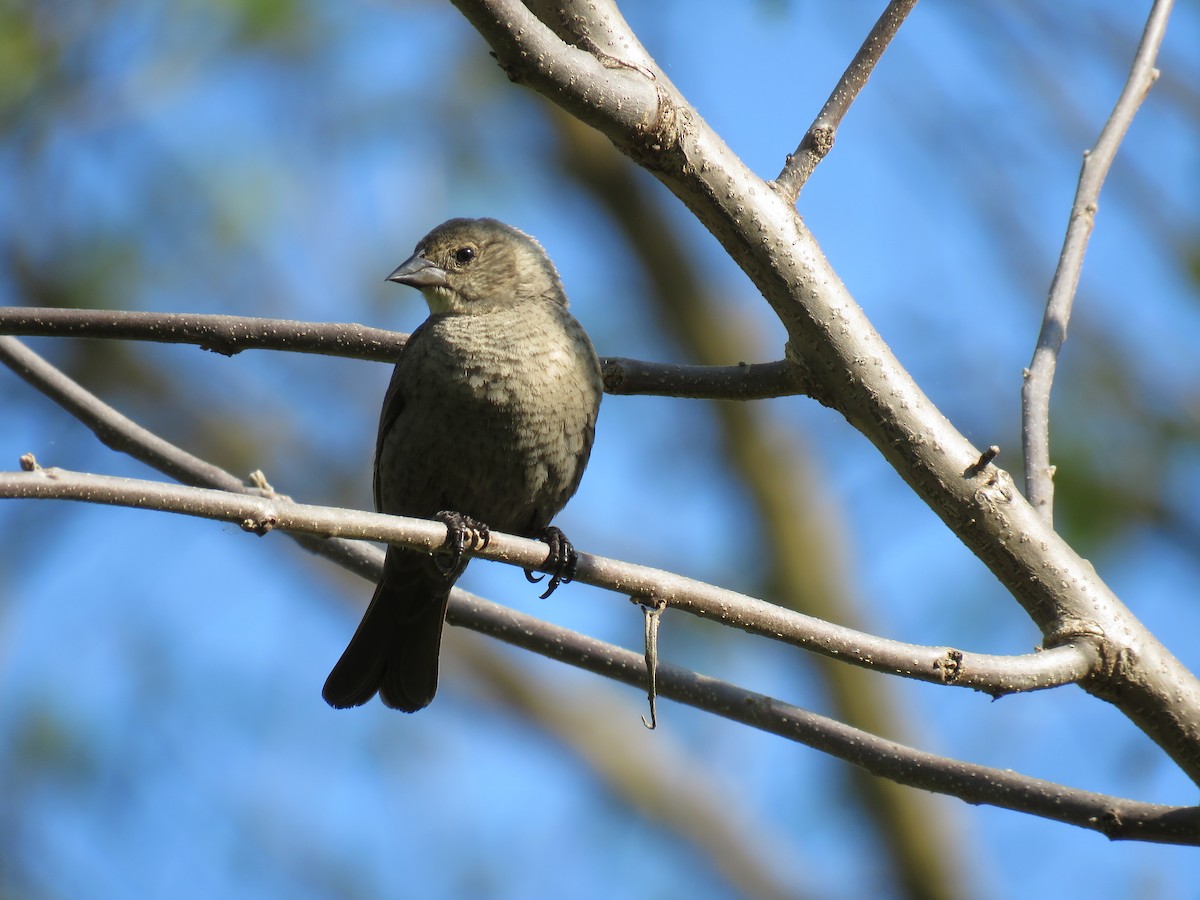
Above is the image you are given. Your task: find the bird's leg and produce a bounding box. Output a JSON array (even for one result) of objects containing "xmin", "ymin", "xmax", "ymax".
[
  {"xmin": 525, "ymin": 525, "xmax": 578, "ymax": 599},
  {"xmin": 434, "ymin": 510, "xmax": 490, "ymax": 576}
]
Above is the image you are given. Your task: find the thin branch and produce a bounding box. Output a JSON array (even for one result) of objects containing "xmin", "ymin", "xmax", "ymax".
[
  {"xmin": 2, "ymin": 466, "xmax": 1195, "ymax": 843},
  {"xmin": 0, "ymin": 462, "xmax": 1094, "ymax": 695},
  {"xmin": 456, "ymin": 593, "xmax": 1200, "ymax": 846},
  {"xmin": 0, "ymin": 335, "xmax": 381, "ymax": 579},
  {"xmin": 0, "ymin": 308, "xmax": 807, "ymax": 400},
  {"xmin": 602, "ymin": 357, "xmax": 804, "ymax": 400},
  {"xmin": 775, "ymin": 0, "xmax": 919, "ymax": 202},
  {"xmin": 1021, "ymin": 0, "xmax": 1174, "ymax": 520},
  {"xmin": 0, "ymin": 306, "xmax": 407, "ymax": 361}
]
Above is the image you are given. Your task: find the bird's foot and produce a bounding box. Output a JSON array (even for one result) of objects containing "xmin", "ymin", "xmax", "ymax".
[
  {"xmin": 525, "ymin": 526, "xmax": 578, "ymax": 599},
  {"xmin": 434, "ymin": 511, "xmax": 490, "ymax": 576}
]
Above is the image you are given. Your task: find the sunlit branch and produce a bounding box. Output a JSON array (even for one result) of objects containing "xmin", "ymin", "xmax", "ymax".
[
  {"xmin": 1021, "ymin": 0, "xmax": 1174, "ymax": 521},
  {"xmin": 0, "ymin": 468, "xmax": 1195, "ymax": 844},
  {"xmin": 775, "ymin": 0, "xmax": 919, "ymax": 201},
  {"xmin": 0, "ymin": 462, "xmax": 1095, "ymax": 696},
  {"xmin": 0, "ymin": 334, "xmax": 381, "ymax": 579},
  {"xmin": 457, "ymin": 592, "xmax": 1200, "ymax": 846}
]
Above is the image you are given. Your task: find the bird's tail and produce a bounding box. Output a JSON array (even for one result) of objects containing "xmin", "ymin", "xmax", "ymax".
[{"xmin": 322, "ymin": 548, "xmax": 453, "ymax": 712}]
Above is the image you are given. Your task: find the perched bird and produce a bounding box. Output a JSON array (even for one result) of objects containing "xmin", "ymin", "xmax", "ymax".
[{"xmin": 322, "ymin": 218, "xmax": 603, "ymax": 712}]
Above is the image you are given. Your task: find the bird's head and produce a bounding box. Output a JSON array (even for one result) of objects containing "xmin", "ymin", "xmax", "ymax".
[{"xmin": 386, "ymin": 218, "xmax": 565, "ymax": 315}]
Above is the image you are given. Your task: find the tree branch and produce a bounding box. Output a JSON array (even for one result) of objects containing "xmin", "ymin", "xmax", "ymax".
[
  {"xmin": 775, "ymin": 0, "xmax": 919, "ymax": 202},
  {"xmin": 0, "ymin": 461, "xmax": 1090, "ymax": 696},
  {"xmin": 0, "ymin": 305, "xmax": 407, "ymax": 361},
  {"xmin": 0, "ymin": 334, "xmax": 382, "ymax": 579},
  {"xmin": 450, "ymin": 0, "xmax": 1200, "ymax": 786},
  {"xmin": 1021, "ymin": 0, "xmax": 1173, "ymax": 521},
  {"xmin": 0, "ymin": 308, "xmax": 807, "ymax": 400},
  {"xmin": 457, "ymin": 592, "xmax": 1200, "ymax": 846},
  {"xmin": 2, "ymin": 465, "xmax": 1197, "ymax": 843}
]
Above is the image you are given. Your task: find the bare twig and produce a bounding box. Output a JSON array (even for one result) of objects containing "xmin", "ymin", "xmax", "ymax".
[
  {"xmin": 1021, "ymin": 0, "xmax": 1174, "ymax": 520},
  {"xmin": 0, "ymin": 462, "xmax": 1093, "ymax": 695},
  {"xmin": 0, "ymin": 308, "xmax": 806, "ymax": 400},
  {"xmin": 775, "ymin": 0, "xmax": 919, "ymax": 201}
]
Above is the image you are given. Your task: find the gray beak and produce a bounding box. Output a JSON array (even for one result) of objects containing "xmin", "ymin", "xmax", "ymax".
[{"xmin": 386, "ymin": 254, "xmax": 449, "ymax": 289}]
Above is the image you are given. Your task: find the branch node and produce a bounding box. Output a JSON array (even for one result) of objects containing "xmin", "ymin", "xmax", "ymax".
[
  {"xmin": 963, "ymin": 445, "xmax": 1000, "ymax": 478},
  {"xmin": 240, "ymin": 513, "xmax": 278, "ymax": 536},
  {"xmin": 933, "ymin": 648, "xmax": 964, "ymax": 684}
]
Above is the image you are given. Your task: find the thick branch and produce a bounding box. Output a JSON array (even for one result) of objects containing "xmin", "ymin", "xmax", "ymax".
[
  {"xmin": 0, "ymin": 464, "xmax": 1090, "ymax": 696},
  {"xmin": 452, "ymin": 0, "xmax": 1200, "ymax": 784},
  {"xmin": 1021, "ymin": 0, "xmax": 1173, "ymax": 520},
  {"xmin": 775, "ymin": 0, "xmax": 919, "ymax": 201},
  {"xmin": 0, "ymin": 309, "xmax": 805, "ymax": 400}
]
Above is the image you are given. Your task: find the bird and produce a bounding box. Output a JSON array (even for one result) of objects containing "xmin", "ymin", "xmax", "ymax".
[{"xmin": 322, "ymin": 217, "xmax": 603, "ymax": 712}]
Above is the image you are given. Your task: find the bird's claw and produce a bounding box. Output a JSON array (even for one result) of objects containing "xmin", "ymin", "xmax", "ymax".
[
  {"xmin": 434, "ymin": 511, "xmax": 490, "ymax": 576},
  {"xmin": 525, "ymin": 526, "xmax": 577, "ymax": 599}
]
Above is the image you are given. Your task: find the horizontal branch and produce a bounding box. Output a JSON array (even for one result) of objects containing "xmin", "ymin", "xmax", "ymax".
[
  {"xmin": 0, "ymin": 308, "xmax": 805, "ymax": 401},
  {"xmin": 0, "ymin": 464, "xmax": 1094, "ymax": 696},
  {"xmin": 0, "ymin": 305, "xmax": 407, "ymax": 361},
  {"xmin": 1, "ymin": 465, "xmax": 1195, "ymax": 842}
]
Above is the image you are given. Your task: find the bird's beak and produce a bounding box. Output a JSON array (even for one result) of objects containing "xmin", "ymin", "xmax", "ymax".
[{"xmin": 386, "ymin": 254, "xmax": 449, "ymax": 289}]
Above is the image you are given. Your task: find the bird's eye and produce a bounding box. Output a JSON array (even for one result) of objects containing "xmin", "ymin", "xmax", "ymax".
[{"xmin": 454, "ymin": 246, "xmax": 476, "ymax": 264}]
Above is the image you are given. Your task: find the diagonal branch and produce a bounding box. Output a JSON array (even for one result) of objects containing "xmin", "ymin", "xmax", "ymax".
[
  {"xmin": 451, "ymin": 0, "xmax": 1200, "ymax": 787},
  {"xmin": 458, "ymin": 592, "xmax": 1200, "ymax": 846},
  {"xmin": 775, "ymin": 0, "xmax": 919, "ymax": 202},
  {"xmin": 1021, "ymin": 0, "xmax": 1174, "ymax": 521}
]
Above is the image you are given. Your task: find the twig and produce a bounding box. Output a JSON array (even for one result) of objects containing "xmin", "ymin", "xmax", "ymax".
[
  {"xmin": 0, "ymin": 308, "xmax": 807, "ymax": 400},
  {"xmin": 1021, "ymin": 0, "xmax": 1174, "ymax": 521},
  {"xmin": 0, "ymin": 462, "xmax": 1095, "ymax": 697},
  {"xmin": 775, "ymin": 0, "xmax": 919, "ymax": 202}
]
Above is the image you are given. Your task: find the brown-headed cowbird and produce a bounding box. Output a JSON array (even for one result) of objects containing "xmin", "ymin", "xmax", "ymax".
[{"xmin": 322, "ymin": 218, "xmax": 603, "ymax": 712}]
